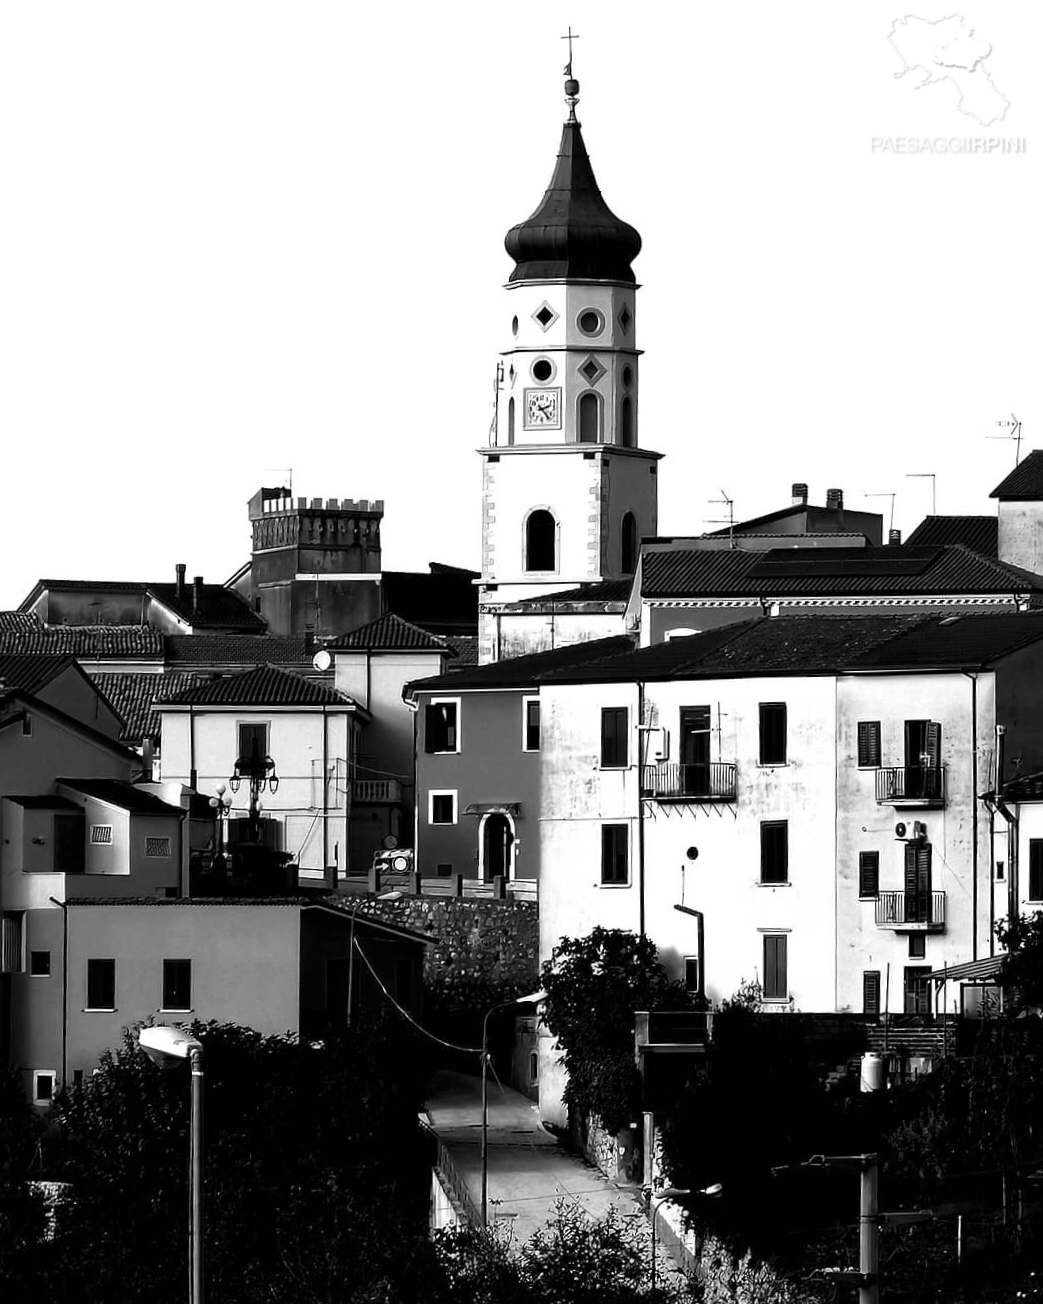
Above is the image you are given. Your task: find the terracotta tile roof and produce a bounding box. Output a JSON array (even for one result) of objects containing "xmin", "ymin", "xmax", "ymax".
[
  {"xmin": 155, "ymin": 663, "xmax": 357, "ymax": 708},
  {"xmin": 641, "ymin": 544, "xmax": 1043, "ymax": 599},
  {"xmin": 163, "ymin": 635, "xmax": 310, "ymax": 664},
  {"xmin": 405, "ymin": 635, "xmax": 635, "ymax": 694},
  {"xmin": 443, "ymin": 635, "xmax": 479, "ymax": 667},
  {"xmin": 89, "ymin": 672, "xmax": 206, "ymax": 742},
  {"xmin": 0, "ymin": 626, "xmax": 163, "ymax": 657},
  {"xmin": 991, "ymin": 451, "xmax": 1043, "ymax": 500},
  {"xmin": 327, "ymin": 613, "xmax": 452, "ymax": 653},
  {"xmin": 57, "ymin": 778, "xmax": 185, "ymax": 816},
  {"xmin": 905, "ymin": 516, "xmax": 998, "ymax": 556},
  {"xmin": 148, "ymin": 582, "xmax": 266, "ymax": 630},
  {"xmin": 536, "ymin": 612, "xmax": 1043, "ymax": 684},
  {"xmin": 0, "ymin": 653, "xmax": 76, "ymax": 695},
  {"xmin": 0, "ymin": 612, "xmax": 42, "ymax": 632}
]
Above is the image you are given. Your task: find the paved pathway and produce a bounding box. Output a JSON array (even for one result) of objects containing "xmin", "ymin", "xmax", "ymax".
[{"xmin": 425, "ymin": 1069, "xmax": 646, "ymax": 1245}]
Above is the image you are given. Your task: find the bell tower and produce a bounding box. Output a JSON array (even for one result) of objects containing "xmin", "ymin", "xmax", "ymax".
[{"xmin": 478, "ymin": 65, "xmax": 661, "ymax": 662}]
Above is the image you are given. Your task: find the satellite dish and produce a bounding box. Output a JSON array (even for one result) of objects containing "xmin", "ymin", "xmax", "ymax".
[
  {"xmin": 312, "ymin": 649, "xmax": 332, "ymax": 672},
  {"xmin": 382, "ymin": 834, "xmax": 399, "ymax": 850}
]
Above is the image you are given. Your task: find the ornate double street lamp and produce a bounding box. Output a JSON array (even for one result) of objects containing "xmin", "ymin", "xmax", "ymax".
[
  {"xmin": 137, "ymin": 1026, "xmax": 205, "ymax": 1304},
  {"xmin": 208, "ymin": 784, "xmax": 232, "ymax": 870},
  {"xmin": 228, "ymin": 742, "xmax": 279, "ymax": 841}
]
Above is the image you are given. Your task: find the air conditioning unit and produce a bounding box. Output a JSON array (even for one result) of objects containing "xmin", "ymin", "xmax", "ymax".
[
  {"xmin": 894, "ymin": 822, "xmax": 907, "ymax": 839},
  {"xmin": 912, "ymin": 821, "xmax": 928, "ymax": 839}
]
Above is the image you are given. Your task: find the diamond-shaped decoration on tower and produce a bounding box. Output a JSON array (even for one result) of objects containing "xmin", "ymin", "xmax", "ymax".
[
  {"xmin": 618, "ymin": 304, "xmax": 632, "ymax": 334},
  {"xmin": 533, "ymin": 302, "xmax": 558, "ymax": 331},
  {"xmin": 578, "ymin": 356, "xmax": 605, "ymax": 385}
]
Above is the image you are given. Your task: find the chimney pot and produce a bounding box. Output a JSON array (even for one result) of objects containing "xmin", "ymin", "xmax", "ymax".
[
  {"xmin": 175, "ymin": 563, "xmax": 186, "ymax": 597},
  {"xmin": 889, "ymin": 528, "xmax": 902, "ymax": 546},
  {"xmin": 791, "ymin": 482, "xmax": 808, "ymax": 506},
  {"xmin": 826, "ymin": 488, "xmax": 844, "ymax": 510},
  {"xmin": 193, "ymin": 576, "xmax": 204, "ymax": 608}
]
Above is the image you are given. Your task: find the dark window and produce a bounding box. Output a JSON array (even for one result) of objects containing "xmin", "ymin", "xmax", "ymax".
[
  {"xmin": 435, "ymin": 862, "xmax": 453, "ymax": 877},
  {"xmin": 908, "ymin": 934, "xmax": 926, "ymax": 960},
  {"xmin": 621, "ymin": 512, "xmax": 637, "ymax": 574},
  {"xmin": 86, "ymin": 959, "xmax": 115, "ymax": 1010},
  {"xmin": 525, "ymin": 510, "xmax": 556, "ymax": 571},
  {"xmin": 21, "ymin": 714, "xmax": 32, "ymax": 737},
  {"xmin": 578, "ymin": 309, "xmax": 602, "ymax": 334},
  {"xmin": 622, "ymin": 364, "xmax": 633, "ymax": 388},
  {"xmin": 620, "ymin": 397, "xmax": 634, "ymax": 447},
  {"xmin": 863, "ymin": 970, "xmax": 881, "ymax": 1015},
  {"xmin": 904, "ymin": 841, "xmax": 933, "ymax": 922},
  {"xmin": 524, "ymin": 699, "xmax": 541, "ymax": 751},
  {"xmin": 601, "ymin": 824, "xmax": 629, "ymax": 885},
  {"xmin": 29, "ymin": 950, "xmax": 50, "ymax": 977},
  {"xmin": 859, "ymin": 851, "xmax": 880, "ymax": 899},
  {"xmin": 578, "ymin": 392, "xmax": 599, "ymax": 442},
  {"xmin": 34, "ymin": 1073, "xmax": 54, "ymax": 1104},
  {"xmin": 425, "ymin": 701, "xmax": 458, "ymax": 753},
  {"xmin": 1030, "ymin": 841, "xmax": 1043, "ymax": 901},
  {"xmin": 760, "ymin": 821, "xmax": 788, "ymax": 884},
  {"xmin": 430, "ymin": 794, "xmax": 455, "ymax": 825},
  {"xmin": 759, "ymin": 703, "xmax": 787, "ymax": 765},
  {"xmin": 532, "ymin": 358, "xmax": 553, "ymax": 383},
  {"xmin": 683, "ymin": 956, "xmax": 701, "ymax": 994},
  {"xmin": 601, "ymin": 707, "xmax": 628, "ymax": 768},
  {"xmin": 857, "ymin": 721, "xmax": 881, "ymax": 767},
  {"xmin": 54, "ymin": 813, "xmax": 85, "ymax": 873},
  {"xmin": 904, "ymin": 966, "xmax": 930, "ymax": 1015},
  {"xmin": 763, "ymin": 935, "xmax": 788, "ymax": 1000},
  {"xmin": 237, "ymin": 722, "xmax": 268, "ymax": 767},
  {"xmin": 996, "ymin": 859, "xmax": 1006, "ymax": 881},
  {"xmin": 507, "ymin": 397, "xmax": 515, "ymax": 445},
  {"xmin": 163, "ymin": 959, "xmax": 192, "ymax": 1011}
]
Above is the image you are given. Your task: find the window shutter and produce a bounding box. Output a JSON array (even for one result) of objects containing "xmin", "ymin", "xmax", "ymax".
[
  {"xmin": 857, "ymin": 721, "xmax": 881, "ymax": 768},
  {"xmin": 764, "ymin": 935, "xmax": 787, "ymax": 1000},
  {"xmin": 859, "ymin": 851, "xmax": 880, "ymax": 898},
  {"xmin": 924, "ymin": 722, "xmax": 941, "ymax": 768},
  {"xmin": 1030, "ymin": 840, "xmax": 1043, "ymax": 900},
  {"xmin": 863, "ymin": 971, "xmax": 881, "ymax": 1015}
]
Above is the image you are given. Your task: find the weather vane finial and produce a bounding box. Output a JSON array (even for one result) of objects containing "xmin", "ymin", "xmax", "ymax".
[{"xmin": 561, "ymin": 26, "xmax": 580, "ymax": 121}]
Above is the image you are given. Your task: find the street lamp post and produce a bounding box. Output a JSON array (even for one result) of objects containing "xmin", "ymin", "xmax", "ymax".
[
  {"xmin": 138, "ymin": 1026, "xmax": 205, "ymax": 1304},
  {"xmin": 208, "ymin": 785, "xmax": 232, "ymax": 872},
  {"xmin": 647, "ymin": 1184, "xmax": 720, "ymax": 1291},
  {"xmin": 481, "ymin": 989, "xmax": 546, "ymax": 1227}
]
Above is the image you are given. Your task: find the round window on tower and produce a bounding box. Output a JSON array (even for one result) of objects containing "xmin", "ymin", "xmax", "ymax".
[
  {"xmin": 511, "ymin": 315, "xmax": 519, "ymax": 337},
  {"xmin": 531, "ymin": 357, "xmax": 555, "ymax": 383},
  {"xmin": 578, "ymin": 309, "xmax": 604, "ymax": 337},
  {"xmin": 622, "ymin": 364, "xmax": 634, "ymax": 389}
]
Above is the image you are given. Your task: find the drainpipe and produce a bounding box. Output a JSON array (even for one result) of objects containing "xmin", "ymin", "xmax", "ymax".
[
  {"xmin": 637, "ymin": 681, "xmax": 646, "ymax": 938},
  {"xmin": 48, "ymin": 897, "xmax": 68, "ymax": 1090},
  {"xmin": 188, "ymin": 705, "xmax": 197, "ymax": 792},
  {"xmin": 962, "ymin": 672, "xmax": 979, "ymax": 962},
  {"xmin": 322, "ymin": 706, "xmax": 330, "ymax": 892}
]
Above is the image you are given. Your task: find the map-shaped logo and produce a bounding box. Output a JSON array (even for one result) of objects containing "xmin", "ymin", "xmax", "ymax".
[{"xmin": 888, "ymin": 14, "xmax": 1010, "ymax": 125}]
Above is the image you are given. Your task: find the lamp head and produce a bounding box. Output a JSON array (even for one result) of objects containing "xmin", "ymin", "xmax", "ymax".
[{"xmin": 138, "ymin": 1025, "xmax": 202, "ymax": 1069}]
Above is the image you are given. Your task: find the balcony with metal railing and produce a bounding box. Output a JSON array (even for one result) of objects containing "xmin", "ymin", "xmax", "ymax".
[
  {"xmin": 641, "ymin": 762, "xmax": 737, "ymax": 803},
  {"xmin": 875, "ymin": 890, "xmax": 946, "ymax": 932},
  {"xmin": 874, "ymin": 766, "xmax": 946, "ymax": 807}
]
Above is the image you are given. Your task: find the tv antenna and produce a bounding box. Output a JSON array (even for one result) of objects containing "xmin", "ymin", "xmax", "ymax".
[
  {"xmin": 905, "ymin": 472, "xmax": 936, "ymax": 516},
  {"xmin": 987, "ymin": 413, "xmax": 1023, "ymax": 466},
  {"xmin": 705, "ymin": 490, "xmax": 735, "ymax": 548},
  {"xmin": 864, "ymin": 492, "xmax": 896, "ymax": 533}
]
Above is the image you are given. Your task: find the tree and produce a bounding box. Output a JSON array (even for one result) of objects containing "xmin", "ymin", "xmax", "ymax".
[
  {"xmin": 540, "ymin": 928, "xmax": 694, "ymax": 1133},
  {"xmin": 995, "ymin": 910, "xmax": 1043, "ymax": 1012},
  {"xmin": 0, "ymin": 1068, "xmax": 47, "ymax": 1294}
]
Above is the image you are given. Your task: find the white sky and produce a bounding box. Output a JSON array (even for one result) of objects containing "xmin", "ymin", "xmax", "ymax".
[{"xmin": 1, "ymin": 2, "xmax": 1039, "ymax": 608}]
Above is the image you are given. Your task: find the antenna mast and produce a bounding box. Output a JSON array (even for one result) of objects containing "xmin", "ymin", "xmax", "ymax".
[
  {"xmin": 705, "ymin": 490, "xmax": 735, "ymax": 549},
  {"xmin": 987, "ymin": 413, "xmax": 1023, "ymax": 466}
]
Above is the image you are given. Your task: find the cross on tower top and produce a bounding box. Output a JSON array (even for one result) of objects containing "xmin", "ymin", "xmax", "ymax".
[
  {"xmin": 561, "ymin": 25, "xmax": 580, "ymax": 75},
  {"xmin": 561, "ymin": 27, "xmax": 581, "ymax": 120}
]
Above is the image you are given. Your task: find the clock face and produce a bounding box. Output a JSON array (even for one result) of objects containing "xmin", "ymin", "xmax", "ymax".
[{"xmin": 524, "ymin": 387, "xmax": 561, "ymax": 430}]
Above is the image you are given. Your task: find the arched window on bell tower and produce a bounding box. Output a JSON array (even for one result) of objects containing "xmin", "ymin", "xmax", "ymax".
[
  {"xmin": 620, "ymin": 397, "xmax": 634, "ymax": 448},
  {"xmin": 507, "ymin": 397, "xmax": 515, "ymax": 446},
  {"xmin": 525, "ymin": 509, "xmax": 557, "ymax": 572},
  {"xmin": 578, "ymin": 392, "xmax": 600, "ymax": 443},
  {"xmin": 621, "ymin": 512, "xmax": 637, "ymax": 574}
]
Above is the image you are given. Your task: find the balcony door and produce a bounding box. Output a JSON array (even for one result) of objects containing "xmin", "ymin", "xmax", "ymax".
[
  {"xmin": 679, "ymin": 707, "xmax": 711, "ymax": 796},
  {"xmin": 904, "ymin": 719, "xmax": 941, "ymax": 798},
  {"xmin": 904, "ymin": 841, "xmax": 932, "ymax": 923}
]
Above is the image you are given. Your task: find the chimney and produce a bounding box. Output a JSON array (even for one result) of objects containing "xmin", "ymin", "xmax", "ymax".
[
  {"xmin": 826, "ymin": 488, "xmax": 844, "ymax": 510},
  {"xmin": 193, "ymin": 576, "xmax": 204, "ymax": 609},
  {"xmin": 175, "ymin": 563, "xmax": 186, "ymax": 597},
  {"xmin": 791, "ymin": 482, "xmax": 808, "ymax": 507},
  {"xmin": 888, "ymin": 529, "xmax": 902, "ymax": 546}
]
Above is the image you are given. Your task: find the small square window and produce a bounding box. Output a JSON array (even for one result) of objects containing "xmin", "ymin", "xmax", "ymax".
[
  {"xmin": 163, "ymin": 959, "xmax": 192, "ymax": 1011},
  {"xmin": 29, "ymin": 950, "xmax": 51, "ymax": 977},
  {"xmin": 430, "ymin": 792, "xmax": 457, "ymax": 826},
  {"xmin": 533, "ymin": 302, "xmax": 558, "ymax": 331},
  {"xmin": 90, "ymin": 825, "xmax": 113, "ymax": 845},
  {"xmin": 33, "ymin": 1071, "xmax": 55, "ymax": 1105},
  {"xmin": 908, "ymin": 935, "xmax": 926, "ymax": 960},
  {"xmin": 237, "ymin": 722, "xmax": 270, "ymax": 766},
  {"xmin": 600, "ymin": 707, "xmax": 628, "ymax": 768},
  {"xmin": 523, "ymin": 698, "xmax": 541, "ymax": 752},
  {"xmin": 578, "ymin": 356, "xmax": 605, "ymax": 385},
  {"xmin": 435, "ymin": 862, "xmax": 453, "ymax": 877},
  {"xmin": 145, "ymin": 837, "xmax": 171, "ymax": 858}
]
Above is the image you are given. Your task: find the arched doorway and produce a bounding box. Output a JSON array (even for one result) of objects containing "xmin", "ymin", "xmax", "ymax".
[{"xmin": 480, "ymin": 812, "xmax": 515, "ymax": 881}]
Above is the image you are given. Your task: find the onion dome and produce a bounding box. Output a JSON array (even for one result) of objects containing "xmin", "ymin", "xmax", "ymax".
[{"xmin": 505, "ymin": 79, "xmax": 641, "ymax": 284}]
